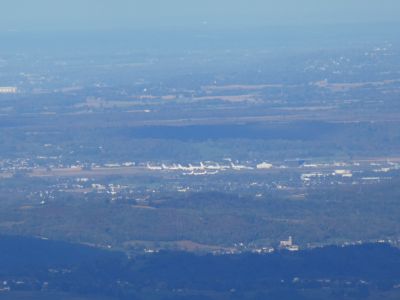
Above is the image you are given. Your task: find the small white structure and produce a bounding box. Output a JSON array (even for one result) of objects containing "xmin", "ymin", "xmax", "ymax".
[
  {"xmin": 334, "ymin": 169, "xmax": 351, "ymax": 175},
  {"xmin": 257, "ymin": 162, "xmax": 273, "ymax": 169},
  {"xmin": 279, "ymin": 236, "xmax": 299, "ymax": 251},
  {"xmin": 0, "ymin": 86, "xmax": 17, "ymax": 94}
]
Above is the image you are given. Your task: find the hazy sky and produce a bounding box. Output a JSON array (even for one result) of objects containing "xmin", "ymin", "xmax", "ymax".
[{"xmin": 1, "ymin": 0, "xmax": 399, "ymax": 31}]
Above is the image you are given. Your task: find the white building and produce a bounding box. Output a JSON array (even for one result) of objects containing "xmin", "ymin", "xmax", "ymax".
[
  {"xmin": 0, "ymin": 87, "xmax": 17, "ymax": 94},
  {"xmin": 257, "ymin": 162, "xmax": 273, "ymax": 169},
  {"xmin": 279, "ymin": 236, "xmax": 300, "ymax": 251}
]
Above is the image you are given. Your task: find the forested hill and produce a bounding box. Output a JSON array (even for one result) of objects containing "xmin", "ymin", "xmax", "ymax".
[{"xmin": 1, "ymin": 235, "xmax": 400, "ymax": 299}]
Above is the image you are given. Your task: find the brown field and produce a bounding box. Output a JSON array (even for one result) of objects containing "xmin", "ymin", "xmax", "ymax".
[
  {"xmin": 315, "ymin": 79, "xmax": 400, "ymax": 92},
  {"xmin": 192, "ymin": 94, "xmax": 260, "ymax": 103},
  {"xmin": 202, "ymin": 84, "xmax": 286, "ymax": 91}
]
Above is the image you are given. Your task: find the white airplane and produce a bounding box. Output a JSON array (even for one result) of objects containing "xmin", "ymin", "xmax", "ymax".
[{"xmin": 147, "ymin": 163, "xmax": 162, "ymax": 170}]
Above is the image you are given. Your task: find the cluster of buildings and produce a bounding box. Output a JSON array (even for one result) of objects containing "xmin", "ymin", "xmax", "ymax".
[
  {"xmin": 300, "ymin": 160, "xmax": 399, "ymax": 185},
  {"xmin": 215, "ymin": 237, "xmax": 300, "ymax": 255}
]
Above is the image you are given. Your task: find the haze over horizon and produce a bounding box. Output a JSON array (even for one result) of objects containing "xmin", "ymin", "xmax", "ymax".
[{"xmin": 1, "ymin": 0, "xmax": 399, "ymax": 32}]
